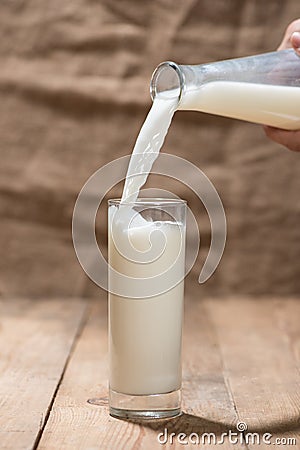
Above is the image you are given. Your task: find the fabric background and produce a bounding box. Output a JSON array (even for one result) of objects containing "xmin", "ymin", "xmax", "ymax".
[{"xmin": 1, "ymin": 0, "xmax": 300, "ymax": 298}]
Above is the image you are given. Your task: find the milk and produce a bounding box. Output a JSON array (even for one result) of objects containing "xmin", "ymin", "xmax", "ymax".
[
  {"xmin": 109, "ymin": 95, "xmax": 184, "ymax": 397},
  {"xmin": 108, "ymin": 207, "xmax": 185, "ymax": 395},
  {"xmin": 121, "ymin": 96, "xmax": 177, "ymax": 203},
  {"xmin": 179, "ymin": 81, "xmax": 300, "ymax": 130}
]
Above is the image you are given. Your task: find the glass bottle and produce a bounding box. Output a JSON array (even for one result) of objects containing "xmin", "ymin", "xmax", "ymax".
[{"xmin": 150, "ymin": 49, "xmax": 300, "ymax": 129}]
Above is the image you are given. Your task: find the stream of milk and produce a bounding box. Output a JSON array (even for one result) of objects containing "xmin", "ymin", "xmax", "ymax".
[{"xmin": 121, "ymin": 96, "xmax": 178, "ymax": 203}]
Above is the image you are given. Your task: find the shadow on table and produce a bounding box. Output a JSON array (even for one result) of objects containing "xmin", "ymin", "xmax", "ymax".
[
  {"xmin": 123, "ymin": 411, "xmax": 300, "ymax": 437},
  {"xmin": 89, "ymin": 397, "xmax": 300, "ymax": 437}
]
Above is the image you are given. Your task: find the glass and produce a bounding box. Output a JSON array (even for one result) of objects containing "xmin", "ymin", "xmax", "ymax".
[
  {"xmin": 108, "ymin": 198, "xmax": 186, "ymax": 419},
  {"xmin": 150, "ymin": 48, "xmax": 300, "ymax": 129}
]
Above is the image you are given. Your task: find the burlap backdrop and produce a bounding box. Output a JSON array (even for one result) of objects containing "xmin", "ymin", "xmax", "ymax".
[{"xmin": 1, "ymin": 0, "xmax": 300, "ymax": 298}]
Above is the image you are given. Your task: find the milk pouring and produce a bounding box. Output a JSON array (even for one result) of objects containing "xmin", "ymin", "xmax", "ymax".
[
  {"xmin": 108, "ymin": 47, "xmax": 300, "ymax": 419},
  {"xmin": 108, "ymin": 96, "xmax": 185, "ymax": 418}
]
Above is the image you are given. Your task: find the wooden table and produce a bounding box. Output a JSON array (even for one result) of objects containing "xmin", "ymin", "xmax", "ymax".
[{"xmin": 1, "ymin": 294, "xmax": 299, "ymax": 449}]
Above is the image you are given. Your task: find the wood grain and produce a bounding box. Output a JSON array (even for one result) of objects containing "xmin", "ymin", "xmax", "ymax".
[
  {"xmin": 205, "ymin": 297, "xmax": 300, "ymax": 449},
  {"xmin": 37, "ymin": 298, "xmax": 112, "ymax": 450},
  {"xmin": 2, "ymin": 296, "xmax": 299, "ymax": 450},
  {"xmin": 0, "ymin": 298, "xmax": 86, "ymax": 450}
]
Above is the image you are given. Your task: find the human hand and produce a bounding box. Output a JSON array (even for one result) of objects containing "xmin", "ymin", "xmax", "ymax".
[{"xmin": 263, "ymin": 19, "xmax": 300, "ymax": 151}]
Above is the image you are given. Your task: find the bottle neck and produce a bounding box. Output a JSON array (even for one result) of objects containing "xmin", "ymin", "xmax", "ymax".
[{"xmin": 150, "ymin": 61, "xmax": 184, "ymax": 103}]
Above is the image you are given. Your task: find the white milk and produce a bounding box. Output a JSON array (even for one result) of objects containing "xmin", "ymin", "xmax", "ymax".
[
  {"xmin": 179, "ymin": 81, "xmax": 300, "ymax": 130},
  {"xmin": 108, "ymin": 207, "xmax": 185, "ymax": 395},
  {"xmin": 109, "ymin": 96, "xmax": 183, "ymax": 396},
  {"xmin": 121, "ymin": 96, "xmax": 177, "ymax": 203}
]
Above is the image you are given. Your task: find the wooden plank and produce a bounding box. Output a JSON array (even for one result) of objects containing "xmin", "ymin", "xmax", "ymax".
[
  {"xmin": 205, "ymin": 298, "xmax": 300, "ymax": 449},
  {"xmin": 36, "ymin": 298, "xmax": 111, "ymax": 450},
  {"xmin": 274, "ymin": 299, "xmax": 300, "ymax": 375},
  {"xmin": 0, "ymin": 298, "xmax": 86, "ymax": 450},
  {"xmin": 38, "ymin": 295, "xmax": 239, "ymax": 450}
]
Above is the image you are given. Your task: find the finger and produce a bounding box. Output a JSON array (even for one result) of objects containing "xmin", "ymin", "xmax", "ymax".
[
  {"xmin": 263, "ymin": 126, "xmax": 300, "ymax": 152},
  {"xmin": 277, "ymin": 18, "xmax": 300, "ymax": 50}
]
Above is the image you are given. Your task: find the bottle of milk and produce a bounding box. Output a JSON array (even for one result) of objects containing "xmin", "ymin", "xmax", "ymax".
[{"xmin": 150, "ymin": 48, "xmax": 300, "ymax": 130}]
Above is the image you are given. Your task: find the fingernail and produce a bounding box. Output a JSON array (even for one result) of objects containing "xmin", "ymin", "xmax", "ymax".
[
  {"xmin": 291, "ymin": 31, "xmax": 300, "ymax": 39},
  {"xmin": 291, "ymin": 31, "xmax": 300, "ymax": 51}
]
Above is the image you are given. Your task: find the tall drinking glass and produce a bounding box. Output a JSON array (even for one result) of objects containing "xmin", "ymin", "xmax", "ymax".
[{"xmin": 108, "ymin": 198, "xmax": 186, "ymax": 419}]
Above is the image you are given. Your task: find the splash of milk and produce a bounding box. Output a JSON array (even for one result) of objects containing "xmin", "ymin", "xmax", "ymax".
[{"xmin": 121, "ymin": 96, "xmax": 178, "ymax": 203}]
